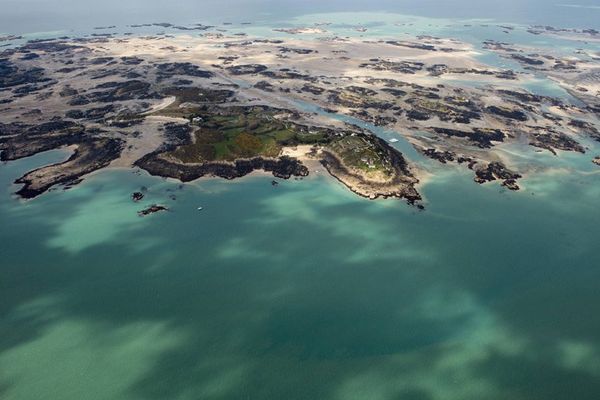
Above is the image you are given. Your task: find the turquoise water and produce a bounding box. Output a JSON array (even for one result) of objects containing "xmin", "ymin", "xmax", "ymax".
[
  {"xmin": 288, "ymin": 99, "xmax": 427, "ymax": 162},
  {"xmin": 1, "ymin": 0, "xmax": 600, "ymax": 34},
  {"xmin": 3, "ymin": 5, "xmax": 600, "ymax": 400},
  {"xmin": 2, "ymin": 140, "xmax": 600, "ymax": 400}
]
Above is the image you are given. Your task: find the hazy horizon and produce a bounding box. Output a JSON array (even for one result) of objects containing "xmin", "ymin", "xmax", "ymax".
[{"xmin": 1, "ymin": 0, "xmax": 600, "ymax": 34}]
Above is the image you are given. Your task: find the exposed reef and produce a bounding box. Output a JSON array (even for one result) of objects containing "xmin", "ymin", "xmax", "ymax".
[
  {"xmin": 1, "ymin": 31, "xmax": 598, "ymax": 205},
  {"xmin": 0, "ymin": 120, "xmax": 87, "ymax": 161},
  {"xmin": 472, "ymin": 162, "xmax": 522, "ymax": 191},
  {"xmin": 0, "ymin": 58, "xmax": 50, "ymax": 89},
  {"xmin": 432, "ymin": 127, "xmax": 505, "ymax": 148},
  {"xmin": 137, "ymin": 204, "xmax": 169, "ymax": 217},
  {"xmin": 530, "ymin": 128, "xmax": 585, "ymax": 154},
  {"xmin": 136, "ymin": 153, "xmax": 309, "ymax": 181},
  {"xmin": 14, "ymin": 138, "xmax": 124, "ymax": 198}
]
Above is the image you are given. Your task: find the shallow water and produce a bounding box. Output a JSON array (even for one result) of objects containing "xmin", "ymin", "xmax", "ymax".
[
  {"xmin": 2, "ymin": 4, "xmax": 600, "ymax": 400},
  {"xmin": 1, "ymin": 0, "xmax": 600, "ymax": 34},
  {"xmin": 2, "ymin": 142, "xmax": 600, "ymax": 400}
]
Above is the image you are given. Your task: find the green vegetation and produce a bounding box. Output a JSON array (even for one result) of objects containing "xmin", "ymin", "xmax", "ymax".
[
  {"xmin": 326, "ymin": 135, "xmax": 393, "ymax": 178},
  {"xmin": 162, "ymin": 87, "xmax": 233, "ymax": 104},
  {"xmin": 165, "ymin": 106, "xmax": 333, "ymax": 163},
  {"xmin": 413, "ymin": 99, "xmax": 451, "ymax": 113}
]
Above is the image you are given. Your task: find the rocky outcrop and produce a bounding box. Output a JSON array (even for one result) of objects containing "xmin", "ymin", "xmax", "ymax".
[
  {"xmin": 472, "ymin": 162, "xmax": 522, "ymax": 190},
  {"xmin": 138, "ymin": 204, "xmax": 168, "ymax": 216},
  {"xmin": 320, "ymin": 134, "xmax": 422, "ymax": 205},
  {"xmin": 14, "ymin": 138, "xmax": 124, "ymax": 199},
  {"xmin": 486, "ymin": 105, "xmax": 528, "ymax": 121},
  {"xmin": 530, "ymin": 130, "xmax": 585, "ymax": 154},
  {"xmin": 0, "ymin": 120, "xmax": 86, "ymax": 161},
  {"xmin": 433, "ymin": 127, "xmax": 504, "ymax": 148},
  {"xmin": 134, "ymin": 154, "xmax": 309, "ymax": 182}
]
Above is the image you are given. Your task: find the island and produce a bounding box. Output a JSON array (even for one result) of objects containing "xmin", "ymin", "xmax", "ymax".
[{"xmin": 1, "ymin": 27, "xmax": 599, "ymax": 206}]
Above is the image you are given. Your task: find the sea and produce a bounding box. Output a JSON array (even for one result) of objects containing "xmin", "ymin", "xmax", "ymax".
[{"xmin": 1, "ymin": 1, "xmax": 600, "ymax": 399}]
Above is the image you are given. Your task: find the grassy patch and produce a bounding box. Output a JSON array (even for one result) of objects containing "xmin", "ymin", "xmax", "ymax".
[
  {"xmin": 327, "ymin": 136, "xmax": 393, "ymax": 177},
  {"xmin": 165, "ymin": 106, "xmax": 334, "ymax": 163}
]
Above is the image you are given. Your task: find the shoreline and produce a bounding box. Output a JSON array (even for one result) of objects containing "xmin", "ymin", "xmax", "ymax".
[{"xmin": 1, "ymin": 26, "xmax": 598, "ymax": 204}]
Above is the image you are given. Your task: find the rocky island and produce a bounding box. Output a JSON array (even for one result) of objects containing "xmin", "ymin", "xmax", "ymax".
[{"xmin": 1, "ymin": 27, "xmax": 599, "ymax": 206}]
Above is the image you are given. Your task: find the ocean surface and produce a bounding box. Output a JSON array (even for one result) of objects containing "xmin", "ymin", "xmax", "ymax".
[
  {"xmin": 2, "ymin": 2, "xmax": 600, "ymax": 399},
  {"xmin": 1, "ymin": 0, "xmax": 600, "ymax": 34}
]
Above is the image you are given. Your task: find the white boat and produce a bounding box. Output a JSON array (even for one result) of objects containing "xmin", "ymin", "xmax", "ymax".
[
  {"xmin": 197, "ymin": 207, "xmax": 203, "ymax": 210},
  {"xmin": 389, "ymin": 138, "xmax": 399, "ymax": 143}
]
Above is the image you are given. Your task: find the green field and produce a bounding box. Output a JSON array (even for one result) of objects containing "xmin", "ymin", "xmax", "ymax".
[{"xmin": 165, "ymin": 107, "xmax": 331, "ymax": 163}]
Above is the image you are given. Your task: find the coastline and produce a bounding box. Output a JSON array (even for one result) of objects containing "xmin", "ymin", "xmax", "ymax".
[{"xmin": 1, "ymin": 19, "xmax": 598, "ymax": 204}]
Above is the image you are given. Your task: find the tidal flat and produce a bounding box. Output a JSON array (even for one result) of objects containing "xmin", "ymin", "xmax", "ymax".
[{"xmin": 1, "ymin": 26, "xmax": 599, "ymax": 204}]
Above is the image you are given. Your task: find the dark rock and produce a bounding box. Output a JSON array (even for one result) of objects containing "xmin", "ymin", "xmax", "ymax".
[
  {"xmin": 254, "ymin": 81, "xmax": 275, "ymax": 92},
  {"xmin": 66, "ymin": 105, "xmax": 115, "ymax": 121},
  {"xmin": 14, "ymin": 138, "xmax": 124, "ymax": 198},
  {"xmin": 19, "ymin": 53, "xmax": 40, "ymax": 61},
  {"xmin": 433, "ymin": 127, "xmax": 505, "ymax": 148},
  {"xmin": 300, "ymin": 84, "xmax": 324, "ymax": 95},
  {"xmin": 473, "ymin": 161, "xmax": 521, "ymax": 190},
  {"xmin": 381, "ymin": 88, "xmax": 407, "ymax": 97},
  {"xmin": 530, "ymin": 130, "xmax": 585, "ymax": 154},
  {"xmin": 156, "ymin": 62, "xmax": 214, "ymax": 80},
  {"xmin": 510, "ymin": 54, "xmax": 545, "ymax": 66},
  {"xmin": 120, "ymin": 56, "xmax": 144, "ymax": 65},
  {"xmin": 278, "ymin": 47, "xmax": 316, "ymax": 54},
  {"xmin": 86, "ymin": 80, "xmax": 156, "ymax": 102},
  {"xmin": 569, "ymin": 119, "xmax": 600, "ymax": 141},
  {"xmin": 226, "ymin": 64, "xmax": 268, "ymax": 75},
  {"xmin": 406, "ymin": 110, "xmax": 431, "ymax": 121},
  {"xmin": 0, "ymin": 58, "xmax": 49, "ymax": 89},
  {"xmin": 135, "ymin": 154, "xmax": 309, "ymax": 182},
  {"xmin": 385, "ymin": 40, "xmax": 437, "ymax": 51},
  {"xmin": 132, "ymin": 192, "xmax": 144, "ymax": 202},
  {"xmin": 486, "ymin": 105, "xmax": 528, "ymax": 121},
  {"xmin": 137, "ymin": 204, "xmax": 168, "ymax": 216},
  {"xmin": 360, "ymin": 59, "xmax": 424, "ymax": 74},
  {"xmin": 260, "ymin": 69, "xmax": 314, "ymax": 81},
  {"xmin": 422, "ymin": 148, "xmax": 455, "ymax": 163}
]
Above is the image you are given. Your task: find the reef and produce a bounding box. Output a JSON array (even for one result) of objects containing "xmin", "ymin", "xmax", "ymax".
[
  {"xmin": 472, "ymin": 162, "xmax": 522, "ymax": 190},
  {"xmin": 530, "ymin": 129, "xmax": 585, "ymax": 154},
  {"xmin": 1, "ymin": 31, "xmax": 598, "ymax": 205},
  {"xmin": 432, "ymin": 127, "xmax": 505, "ymax": 148},
  {"xmin": 132, "ymin": 192, "xmax": 144, "ymax": 202},
  {"xmin": 137, "ymin": 204, "xmax": 169, "ymax": 217},
  {"xmin": 155, "ymin": 62, "xmax": 215, "ymax": 80},
  {"xmin": 14, "ymin": 138, "xmax": 124, "ymax": 199},
  {"xmin": 485, "ymin": 105, "xmax": 528, "ymax": 121},
  {"xmin": 135, "ymin": 153, "xmax": 309, "ymax": 182},
  {"xmin": 0, "ymin": 120, "xmax": 87, "ymax": 161},
  {"xmin": 0, "ymin": 58, "xmax": 50, "ymax": 89}
]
